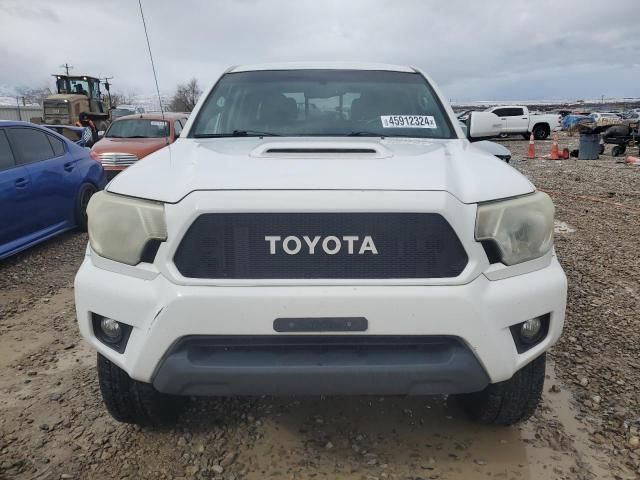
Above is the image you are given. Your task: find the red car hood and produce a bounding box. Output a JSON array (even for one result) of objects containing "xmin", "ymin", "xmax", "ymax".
[{"xmin": 91, "ymin": 137, "xmax": 169, "ymax": 159}]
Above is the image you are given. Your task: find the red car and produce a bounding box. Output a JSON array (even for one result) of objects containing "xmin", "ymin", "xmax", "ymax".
[{"xmin": 92, "ymin": 112, "xmax": 188, "ymax": 179}]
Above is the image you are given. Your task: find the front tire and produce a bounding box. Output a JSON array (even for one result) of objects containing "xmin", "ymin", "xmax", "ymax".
[
  {"xmin": 532, "ymin": 124, "xmax": 550, "ymax": 140},
  {"xmin": 97, "ymin": 354, "xmax": 186, "ymax": 426},
  {"xmin": 75, "ymin": 183, "xmax": 97, "ymax": 231},
  {"xmin": 611, "ymin": 145, "xmax": 626, "ymax": 157},
  {"xmin": 457, "ymin": 353, "xmax": 545, "ymax": 426}
]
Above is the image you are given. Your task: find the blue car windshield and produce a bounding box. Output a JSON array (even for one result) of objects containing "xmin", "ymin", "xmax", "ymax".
[{"xmin": 190, "ymin": 70, "xmax": 455, "ymax": 139}]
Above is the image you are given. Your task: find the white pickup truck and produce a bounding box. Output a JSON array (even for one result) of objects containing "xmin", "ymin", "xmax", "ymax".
[
  {"xmin": 76, "ymin": 63, "xmax": 567, "ymax": 427},
  {"xmin": 484, "ymin": 105, "xmax": 561, "ymax": 140}
]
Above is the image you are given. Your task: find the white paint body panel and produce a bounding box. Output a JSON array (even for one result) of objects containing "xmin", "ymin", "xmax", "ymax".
[{"xmin": 106, "ymin": 137, "xmax": 533, "ymax": 204}]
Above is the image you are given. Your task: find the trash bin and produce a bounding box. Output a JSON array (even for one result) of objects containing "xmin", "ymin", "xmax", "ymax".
[{"xmin": 578, "ymin": 133, "xmax": 600, "ymax": 160}]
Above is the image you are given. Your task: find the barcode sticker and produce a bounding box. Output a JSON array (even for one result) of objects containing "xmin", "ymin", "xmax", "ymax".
[{"xmin": 380, "ymin": 115, "xmax": 437, "ymax": 129}]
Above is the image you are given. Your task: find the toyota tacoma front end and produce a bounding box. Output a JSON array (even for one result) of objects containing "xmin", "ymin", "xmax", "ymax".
[{"xmin": 74, "ymin": 63, "xmax": 567, "ymax": 426}]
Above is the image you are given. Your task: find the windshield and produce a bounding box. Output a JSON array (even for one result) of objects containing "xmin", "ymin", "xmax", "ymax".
[
  {"xmin": 190, "ymin": 70, "xmax": 455, "ymax": 139},
  {"xmin": 106, "ymin": 119, "xmax": 169, "ymax": 138}
]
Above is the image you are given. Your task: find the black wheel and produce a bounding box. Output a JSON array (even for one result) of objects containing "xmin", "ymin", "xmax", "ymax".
[
  {"xmin": 97, "ymin": 354, "xmax": 186, "ymax": 426},
  {"xmin": 522, "ymin": 133, "xmax": 531, "ymax": 140},
  {"xmin": 532, "ymin": 124, "xmax": 550, "ymax": 140},
  {"xmin": 75, "ymin": 183, "xmax": 97, "ymax": 231},
  {"xmin": 611, "ymin": 145, "xmax": 626, "ymax": 157},
  {"xmin": 457, "ymin": 353, "xmax": 545, "ymax": 426},
  {"xmin": 499, "ymin": 133, "xmax": 509, "ymax": 139}
]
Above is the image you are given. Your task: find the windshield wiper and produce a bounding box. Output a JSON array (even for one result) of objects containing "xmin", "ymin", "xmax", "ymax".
[
  {"xmin": 194, "ymin": 130, "xmax": 280, "ymax": 138},
  {"xmin": 348, "ymin": 132, "xmax": 432, "ymax": 139},
  {"xmin": 232, "ymin": 129, "xmax": 280, "ymax": 137},
  {"xmin": 347, "ymin": 131, "xmax": 385, "ymax": 137}
]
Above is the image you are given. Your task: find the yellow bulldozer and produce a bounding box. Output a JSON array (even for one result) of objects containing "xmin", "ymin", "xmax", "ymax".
[{"xmin": 34, "ymin": 74, "xmax": 113, "ymax": 132}]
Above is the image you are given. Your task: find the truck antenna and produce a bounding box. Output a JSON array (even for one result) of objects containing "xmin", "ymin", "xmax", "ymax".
[
  {"xmin": 137, "ymin": 0, "xmax": 165, "ymax": 120},
  {"xmin": 60, "ymin": 63, "xmax": 73, "ymax": 76}
]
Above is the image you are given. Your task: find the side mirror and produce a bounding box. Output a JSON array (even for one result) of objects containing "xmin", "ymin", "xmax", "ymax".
[{"xmin": 466, "ymin": 112, "xmax": 502, "ymax": 142}]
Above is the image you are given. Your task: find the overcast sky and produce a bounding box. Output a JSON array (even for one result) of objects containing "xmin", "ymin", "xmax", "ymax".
[{"xmin": 1, "ymin": 0, "xmax": 638, "ymax": 102}]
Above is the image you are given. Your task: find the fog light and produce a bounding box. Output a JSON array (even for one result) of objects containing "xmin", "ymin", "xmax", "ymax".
[
  {"xmin": 509, "ymin": 314, "xmax": 550, "ymax": 353},
  {"xmin": 520, "ymin": 317, "xmax": 542, "ymax": 340},
  {"xmin": 100, "ymin": 317, "xmax": 123, "ymax": 343}
]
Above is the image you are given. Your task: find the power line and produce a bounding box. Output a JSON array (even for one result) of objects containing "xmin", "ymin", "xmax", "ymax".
[{"xmin": 137, "ymin": 0, "xmax": 165, "ymax": 119}]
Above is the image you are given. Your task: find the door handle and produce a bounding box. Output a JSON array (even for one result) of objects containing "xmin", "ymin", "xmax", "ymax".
[
  {"xmin": 15, "ymin": 177, "xmax": 29, "ymax": 188},
  {"xmin": 64, "ymin": 162, "xmax": 75, "ymax": 172}
]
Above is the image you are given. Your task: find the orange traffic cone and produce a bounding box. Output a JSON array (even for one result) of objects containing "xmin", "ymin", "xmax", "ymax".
[
  {"xmin": 527, "ymin": 133, "xmax": 535, "ymax": 159},
  {"xmin": 550, "ymin": 133, "xmax": 560, "ymax": 160}
]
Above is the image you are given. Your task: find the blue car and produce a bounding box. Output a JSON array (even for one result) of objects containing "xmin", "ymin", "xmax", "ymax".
[{"xmin": 0, "ymin": 121, "xmax": 107, "ymax": 259}]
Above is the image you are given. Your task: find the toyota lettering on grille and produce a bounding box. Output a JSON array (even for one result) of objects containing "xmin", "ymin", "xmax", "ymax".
[{"xmin": 265, "ymin": 235, "xmax": 378, "ymax": 255}]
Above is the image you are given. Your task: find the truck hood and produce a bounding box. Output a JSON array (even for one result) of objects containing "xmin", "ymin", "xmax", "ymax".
[
  {"xmin": 92, "ymin": 137, "xmax": 168, "ymax": 159},
  {"xmin": 107, "ymin": 137, "xmax": 534, "ymax": 204}
]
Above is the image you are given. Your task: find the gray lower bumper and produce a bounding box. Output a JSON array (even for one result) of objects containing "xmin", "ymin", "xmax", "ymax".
[{"xmin": 152, "ymin": 336, "xmax": 490, "ymax": 396}]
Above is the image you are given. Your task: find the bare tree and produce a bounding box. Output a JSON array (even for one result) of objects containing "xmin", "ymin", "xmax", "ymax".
[
  {"xmin": 109, "ymin": 92, "xmax": 130, "ymax": 107},
  {"xmin": 16, "ymin": 84, "xmax": 52, "ymax": 106},
  {"xmin": 168, "ymin": 78, "xmax": 202, "ymax": 112}
]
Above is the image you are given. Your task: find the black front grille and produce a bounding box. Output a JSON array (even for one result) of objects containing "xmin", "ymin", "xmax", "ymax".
[{"xmin": 173, "ymin": 213, "xmax": 468, "ymax": 279}]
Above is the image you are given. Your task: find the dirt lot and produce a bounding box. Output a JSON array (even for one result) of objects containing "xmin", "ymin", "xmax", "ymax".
[{"xmin": 1, "ymin": 133, "xmax": 639, "ymax": 480}]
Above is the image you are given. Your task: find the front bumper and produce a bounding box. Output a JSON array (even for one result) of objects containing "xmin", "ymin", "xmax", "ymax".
[
  {"xmin": 75, "ymin": 250, "xmax": 567, "ymax": 394},
  {"xmin": 153, "ymin": 335, "xmax": 490, "ymax": 396}
]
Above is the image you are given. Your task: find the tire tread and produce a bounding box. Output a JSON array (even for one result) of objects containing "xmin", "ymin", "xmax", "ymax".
[
  {"xmin": 97, "ymin": 354, "xmax": 185, "ymax": 426},
  {"xmin": 459, "ymin": 353, "xmax": 545, "ymax": 426}
]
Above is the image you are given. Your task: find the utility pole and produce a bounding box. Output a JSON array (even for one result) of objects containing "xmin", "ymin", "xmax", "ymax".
[
  {"xmin": 15, "ymin": 97, "xmax": 21, "ymax": 121},
  {"xmin": 101, "ymin": 76, "xmax": 114, "ymax": 110},
  {"xmin": 60, "ymin": 63, "xmax": 73, "ymax": 76}
]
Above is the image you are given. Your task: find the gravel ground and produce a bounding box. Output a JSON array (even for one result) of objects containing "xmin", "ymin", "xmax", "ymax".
[
  {"xmin": 0, "ymin": 133, "xmax": 638, "ymax": 480},
  {"xmin": 507, "ymin": 133, "xmax": 640, "ymax": 476}
]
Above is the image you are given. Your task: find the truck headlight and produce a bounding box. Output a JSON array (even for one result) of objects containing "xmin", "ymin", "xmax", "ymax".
[
  {"xmin": 87, "ymin": 191, "xmax": 167, "ymax": 265},
  {"xmin": 475, "ymin": 191, "xmax": 554, "ymax": 266}
]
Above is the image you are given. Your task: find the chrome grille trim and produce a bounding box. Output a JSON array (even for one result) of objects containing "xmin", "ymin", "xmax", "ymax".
[{"xmin": 98, "ymin": 152, "xmax": 139, "ymax": 167}]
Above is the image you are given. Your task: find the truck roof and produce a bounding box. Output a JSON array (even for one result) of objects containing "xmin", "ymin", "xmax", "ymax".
[
  {"xmin": 487, "ymin": 105, "xmax": 527, "ymax": 109},
  {"xmin": 230, "ymin": 62, "xmax": 416, "ymax": 73}
]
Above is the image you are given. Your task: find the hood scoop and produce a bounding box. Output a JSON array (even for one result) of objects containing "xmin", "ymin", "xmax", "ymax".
[{"xmin": 251, "ymin": 141, "xmax": 392, "ymax": 159}]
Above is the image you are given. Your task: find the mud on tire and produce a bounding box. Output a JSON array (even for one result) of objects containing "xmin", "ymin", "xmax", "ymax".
[
  {"xmin": 457, "ymin": 353, "xmax": 545, "ymax": 426},
  {"xmin": 97, "ymin": 354, "xmax": 186, "ymax": 426}
]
